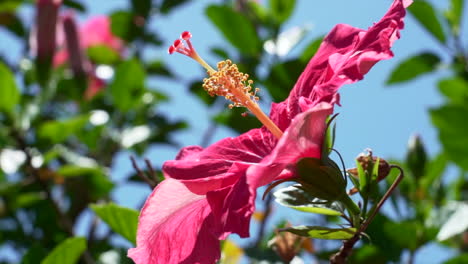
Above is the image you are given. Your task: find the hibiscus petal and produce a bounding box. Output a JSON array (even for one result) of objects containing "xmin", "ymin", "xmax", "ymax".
[
  {"xmin": 272, "ymin": 0, "xmax": 410, "ymax": 129},
  {"xmin": 128, "ymin": 178, "xmax": 220, "ymax": 264},
  {"xmin": 163, "ymin": 128, "xmax": 276, "ymax": 194},
  {"xmin": 249, "ymin": 102, "xmax": 334, "ymax": 188}
]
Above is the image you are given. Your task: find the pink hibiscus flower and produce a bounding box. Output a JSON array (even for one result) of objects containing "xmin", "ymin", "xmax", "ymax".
[{"xmin": 128, "ymin": 0, "xmax": 411, "ymax": 263}]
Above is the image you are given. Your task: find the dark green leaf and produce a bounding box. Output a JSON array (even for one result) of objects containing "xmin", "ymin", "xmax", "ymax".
[
  {"xmin": 421, "ymin": 153, "xmax": 447, "ymax": 191},
  {"xmin": 109, "ymin": 59, "xmax": 146, "ymax": 111},
  {"xmin": 408, "ymin": 1, "xmax": 446, "ymax": 43},
  {"xmin": 38, "ymin": 115, "xmax": 90, "ymax": 143},
  {"xmin": 131, "ymin": 0, "xmax": 151, "ymax": 18},
  {"xmin": 300, "ymin": 35, "xmax": 324, "ymax": 63},
  {"xmin": 213, "ymin": 107, "xmax": 261, "ymax": 133},
  {"xmin": 189, "ymin": 81, "xmax": 216, "ymax": 105},
  {"xmin": 406, "ymin": 135, "xmax": 427, "ymax": 180},
  {"xmin": 383, "ymin": 220, "xmax": 420, "ymax": 251},
  {"xmin": 160, "ymin": 0, "xmax": 191, "ymax": 14},
  {"xmin": 0, "ymin": 61, "xmax": 19, "ymax": 114},
  {"xmin": 444, "ymin": 254, "xmax": 468, "ymax": 264},
  {"xmin": 274, "ymin": 185, "xmax": 343, "ymax": 216},
  {"xmin": 206, "ymin": 5, "xmax": 261, "ymax": 56},
  {"xmin": 431, "ymin": 104, "xmax": 468, "ymax": 170},
  {"xmin": 110, "ymin": 11, "xmax": 135, "ymax": 42},
  {"xmin": 87, "ymin": 45, "xmax": 120, "ymax": 65},
  {"xmin": 91, "ymin": 203, "xmax": 139, "ymax": 244},
  {"xmin": 62, "ymin": 0, "xmax": 86, "ymax": 12},
  {"xmin": 282, "ymin": 225, "xmax": 356, "ymax": 240},
  {"xmin": 146, "ymin": 59, "xmax": 173, "ymax": 77},
  {"xmin": 386, "ymin": 52, "xmax": 440, "ymax": 84},
  {"xmin": 0, "ymin": 12, "xmax": 25, "ymax": 37},
  {"xmin": 40, "ymin": 237, "xmax": 86, "ymax": 264},
  {"xmin": 269, "ymin": 0, "xmax": 296, "ymax": 23},
  {"xmin": 263, "ymin": 59, "xmax": 305, "ymax": 101},
  {"xmin": 438, "ymin": 77, "xmax": 468, "ymax": 104}
]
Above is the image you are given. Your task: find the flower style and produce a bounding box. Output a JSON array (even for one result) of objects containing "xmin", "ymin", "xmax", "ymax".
[
  {"xmin": 128, "ymin": 0, "xmax": 412, "ymax": 263},
  {"xmin": 54, "ymin": 15, "xmax": 124, "ymax": 99}
]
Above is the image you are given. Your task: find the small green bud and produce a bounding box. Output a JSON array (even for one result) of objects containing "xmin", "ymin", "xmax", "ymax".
[
  {"xmin": 296, "ymin": 157, "xmax": 347, "ymax": 201},
  {"xmin": 406, "ymin": 134, "xmax": 427, "ymax": 180}
]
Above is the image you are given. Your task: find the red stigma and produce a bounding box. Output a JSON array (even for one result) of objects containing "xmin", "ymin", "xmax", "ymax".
[
  {"xmin": 168, "ymin": 45, "xmax": 176, "ymax": 54},
  {"xmin": 181, "ymin": 31, "xmax": 192, "ymax": 40}
]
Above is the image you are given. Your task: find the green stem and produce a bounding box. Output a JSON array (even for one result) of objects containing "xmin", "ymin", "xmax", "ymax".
[{"xmin": 340, "ymin": 194, "xmax": 361, "ymax": 227}]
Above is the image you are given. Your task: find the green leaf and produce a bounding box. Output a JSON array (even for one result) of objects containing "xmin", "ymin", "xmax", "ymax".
[
  {"xmin": 110, "ymin": 11, "xmax": 136, "ymax": 42},
  {"xmin": 38, "ymin": 115, "xmax": 90, "ymax": 143},
  {"xmin": 282, "ymin": 226, "xmax": 356, "ymax": 240},
  {"xmin": 386, "ymin": 52, "xmax": 440, "ymax": 84},
  {"xmin": 438, "ymin": 77, "xmax": 468, "ymax": 104},
  {"xmin": 146, "ymin": 60, "xmax": 173, "ymax": 77},
  {"xmin": 62, "ymin": 0, "xmax": 86, "ymax": 12},
  {"xmin": 431, "ymin": 104, "xmax": 468, "ymax": 170},
  {"xmin": 213, "ymin": 107, "xmax": 261, "ymax": 133},
  {"xmin": 436, "ymin": 202, "xmax": 468, "ymax": 241},
  {"xmin": 0, "ymin": 61, "xmax": 19, "ymax": 114},
  {"xmin": 41, "ymin": 237, "xmax": 86, "ymax": 264},
  {"xmin": 87, "ymin": 45, "xmax": 120, "ymax": 65},
  {"xmin": 444, "ymin": 254, "xmax": 468, "ymax": 264},
  {"xmin": 263, "ymin": 59, "xmax": 305, "ymax": 101},
  {"xmin": 91, "ymin": 203, "xmax": 139, "ymax": 244},
  {"xmin": 109, "ymin": 59, "xmax": 146, "ymax": 111},
  {"xmin": 0, "ymin": 12, "xmax": 25, "ymax": 37},
  {"xmin": 160, "ymin": 0, "xmax": 191, "ymax": 14},
  {"xmin": 421, "ymin": 153, "xmax": 447, "ymax": 191},
  {"xmin": 444, "ymin": 0, "xmax": 464, "ymax": 34},
  {"xmin": 269, "ymin": 0, "xmax": 296, "ymax": 23},
  {"xmin": 206, "ymin": 5, "xmax": 261, "ymax": 56},
  {"xmin": 408, "ymin": 1, "xmax": 446, "ymax": 43},
  {"xmin": 273, "ymin": 185, "xmax": 343, "ymax": 216},
  {"xmin": 300, "ymin": 35, "xmax": 324, "ymax": 63}
]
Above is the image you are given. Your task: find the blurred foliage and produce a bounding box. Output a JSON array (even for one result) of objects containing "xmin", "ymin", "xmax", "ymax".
[{"xmin": 0, "ymin": 0, "xmax": 467, "ymax": 263}]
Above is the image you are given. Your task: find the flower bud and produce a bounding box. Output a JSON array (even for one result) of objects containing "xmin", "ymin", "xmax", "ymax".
[
  {"xmin": 62, "ymin": 13, "xmax": 89, "ymax": 76},
  {"xmin": 35, "ymin": 0, "xmax": 61, "ymax": 61},
  {"xmin": 296, "ymin": 157, "xmax": 347, "ymax": 201},
  {"xmin": 406, "ymin": 134, "xmax": 427, "ymax": 180}
]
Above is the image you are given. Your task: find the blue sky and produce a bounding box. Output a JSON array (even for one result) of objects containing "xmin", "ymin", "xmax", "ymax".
[{"xmin": 1, "ymin": 0, "xmax": 465, "ymax": 263}]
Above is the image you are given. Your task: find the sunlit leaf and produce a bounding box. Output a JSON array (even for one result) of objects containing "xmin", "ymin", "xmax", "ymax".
[
  {"xmin": 206, "ymin": 5, "xmax": 261, "ymax": 56},
  {"xmin": 221, "ymin": 240, "xmax": 243, "ymax": 264},
  {"xmin": 274, "ymin": 185, "xmax": 343, "ymax": 216},
  {"xmin": 386, "ymin": 52, "xmax": 440, "ymax": 85},
  {"xmin": 91, "ymin": 203, "xmax": 139, "ymax": 244},
  {"xmin": 438, "ymin": 77, "xmax": 468, "ymax": 104},
  {"xmin": 41, "ymin": 237, "xmax": 86, "ymax": 264},
  {"xmin": 282, "ymin": 226, "xmax": 356, "ymax": 240},
  {"xmin": 109, "ymin": 59, "xmax": 145, "ymax": 111},
  {"xmin": 431, "ymin": 104, "xmax": 468, "ymax": 169},
  {"xmin": 87, "ymin": 45, "xmax": 120, "ymax": 65},
  {"xmin": 437, "ymin": 202, "xmax": 468, "ymax": 241},
  {"xmin": 38, "ymin": 115, "xmax": 90, "ymax": 144},
  {"xmin": 444, "ymin": 0, "xmax": 464, "ymax": 34},
  {"xmin": 408, "ymin": 1, "xmax": 446, "ymax": 43},
  {"xmin": 0, "ymin": 61, "xmax": 19, "ymax": 114}
]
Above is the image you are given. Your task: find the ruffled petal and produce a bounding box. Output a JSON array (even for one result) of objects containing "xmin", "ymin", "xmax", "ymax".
[{"xmin": 272, "ymin": 0, "xmax": 411, "ymax": 129}]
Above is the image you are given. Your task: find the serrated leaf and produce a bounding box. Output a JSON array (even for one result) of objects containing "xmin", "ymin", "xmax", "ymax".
[
  {"xmin": 386, "ymin": 52, "xmax": 440, "ymax": 84},
  {"xmin": 91, "ymin": 203, "xmax": 139, "ymax": 244},
  {"xmin": 41, "ymin": 237, "xmax": 86, "ymax": 264},
  {"xmin": 269, "ymin": 0, "xmax": 296, "ymax": 23},
  {"xmin": 274, "ymin": 185, "xmax": 342, "ymax": 216},
  {"xmin": 408, "ymin": 1, "xmax": 446, "ymax": 43},
  {"xmin": 282, "ymin": 226, "xmax": 356, "ymax": 240},
  {"xmin": 206, "ymin": 5, "xmax": 261, "ymax": 56},
  {"xmin": 0, "ymin": 61, "xmax": 19, "ymax": 114}
]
